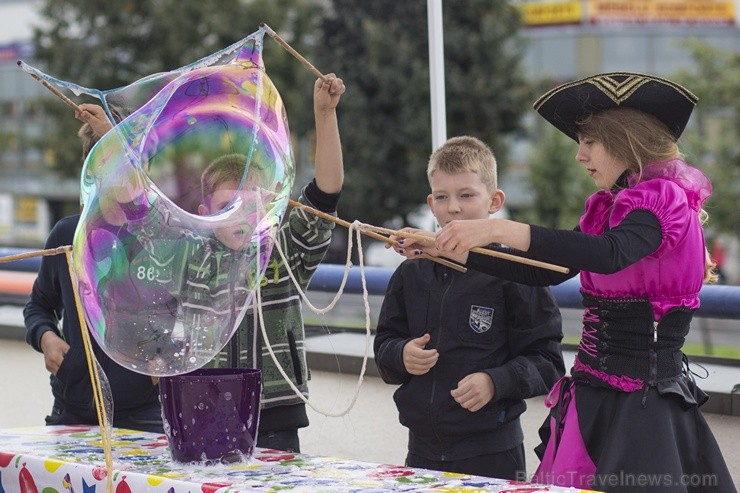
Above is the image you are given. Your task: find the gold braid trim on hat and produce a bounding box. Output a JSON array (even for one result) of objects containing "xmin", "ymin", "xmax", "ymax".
[
  {"xmin": 533, "ymin": 72, "xmax": 698, "ymax": 110},
  {"xmin": 588, "ymin": 74, "xmax": 651, "ymax": 104}
]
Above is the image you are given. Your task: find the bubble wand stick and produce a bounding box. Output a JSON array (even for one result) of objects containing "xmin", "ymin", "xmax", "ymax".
[
  {"xmin": 0, "ymin": 246, "xmax": 70, "ymax": 263},
  {"xmin": 17, "ymin": 60, "xmax": 81, "ymax": 112},
  {"xmin": 261, "ymin": 23, "xmax": 327, "ymax": 83},
  {"xmin": 288, "ymin": 199, "xmax": 467, "ymax": 273},
  {"xmin": 290, "ymin": 199, "xmax": 568, "ymax": 274},
  {"xmin": 367, "ymin": 224, "xmax": 570, "ymax": 274}
]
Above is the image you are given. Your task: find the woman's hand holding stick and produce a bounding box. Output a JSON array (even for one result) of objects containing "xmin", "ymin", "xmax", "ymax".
[{"xmin": 364, "ymin": 224, "xmax": 570, "ymax": 274}]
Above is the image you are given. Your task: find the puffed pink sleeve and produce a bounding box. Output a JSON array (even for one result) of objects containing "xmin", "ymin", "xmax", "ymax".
[{"xmin": 610, "ymin": 180, "xmax": 690, "ymax": 255}]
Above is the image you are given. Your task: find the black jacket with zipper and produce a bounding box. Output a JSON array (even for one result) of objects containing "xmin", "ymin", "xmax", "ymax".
[{"xmin": 374, "ymin": 257, "xmax": 564, "ymax": 461}]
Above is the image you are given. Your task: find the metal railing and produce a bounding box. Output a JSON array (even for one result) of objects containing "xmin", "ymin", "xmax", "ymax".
[
  {"xmin": 4, "ymin": 246, "xmax": 740, "ymax": 318},
  {"xmin": 3, "ymin": 246, "xmax": 740, "ymax": 355},
  {"xmin": 310, "ymin": 263, "xmax": 740, "ymax": 319}
]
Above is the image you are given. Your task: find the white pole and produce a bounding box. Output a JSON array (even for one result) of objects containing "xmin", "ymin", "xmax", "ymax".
[{"xmin": 427, "ymin": 0, "xmax": 447, "ymax": 151}]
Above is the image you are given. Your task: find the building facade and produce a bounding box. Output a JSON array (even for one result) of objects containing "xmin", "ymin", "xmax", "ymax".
[
  {"xmin": 516, "ymin": 0, "xmax": 738, "ymax": 79},
  {"xmin": 0, "ymin": 0, "xmax": 58, "ymax": 247}
]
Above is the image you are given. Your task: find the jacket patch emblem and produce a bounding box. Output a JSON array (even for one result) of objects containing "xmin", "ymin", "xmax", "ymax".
[{"xmin": 469, "ymin": 305, "xmax": 494, "ymax": 333}]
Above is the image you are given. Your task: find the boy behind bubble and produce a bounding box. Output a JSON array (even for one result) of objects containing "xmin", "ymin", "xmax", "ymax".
[{"xmin": 201, "ymin": 75, "xmax": 346, "ymax": 453}]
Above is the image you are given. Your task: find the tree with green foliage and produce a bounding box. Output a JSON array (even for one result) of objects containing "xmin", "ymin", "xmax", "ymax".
[
  {"xmin": 32, "ymin": 0, "xmax": 321, "ymax": 179},
  {"xmin": 673, "ymin": 40, "xmax": 740, "ymax": 238},
  {"xmin": 315, "ymin": 0, "xmax": 531, "ymax": 227},
  {"xmin": 524, "ymin": 125, "xmax": 594, "ymax": 228}
]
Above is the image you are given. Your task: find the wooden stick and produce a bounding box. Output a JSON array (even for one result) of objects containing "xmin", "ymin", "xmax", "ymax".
[
  {"xmin": 472, "ymin": 246, "xmax": 569, "ymax": 273},
  {"xmin": 288, "ymin": 199, "xmax": 467, "ymax": 273},
  {"xmin": 260, "ymin": 23, "xmax": 327, "ymax": 83},
  {"xmin": 62, "ymin": 247, "xmax": 115, "ymax": 493},
  {"xmin": 365, "ymin": 226, "xmax": 570, "ymax": 274},
  {"xmin": 18, "ymin": 61, "xmax": 81, "ymax": 112},
  {"xmin": 0, "ymin": 246, "xmax": 71, "ymax": 263}
]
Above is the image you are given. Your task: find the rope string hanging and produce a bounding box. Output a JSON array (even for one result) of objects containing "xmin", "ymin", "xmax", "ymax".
[{"xmin": 259, "ymin": 219, "xmax": 372, "ymax": 417}]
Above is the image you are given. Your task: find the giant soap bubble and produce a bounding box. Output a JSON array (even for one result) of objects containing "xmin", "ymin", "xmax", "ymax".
[{"xmin": 21, "ymin": 28, "xmax": 293, "ymax": 376}]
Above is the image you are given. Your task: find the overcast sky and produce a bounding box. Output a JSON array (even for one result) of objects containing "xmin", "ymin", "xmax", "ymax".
[{"xmin": 0, "ymin": 1, "xmax": 41, "ymax": 45}]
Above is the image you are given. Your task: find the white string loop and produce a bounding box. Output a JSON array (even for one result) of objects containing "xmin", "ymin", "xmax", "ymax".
[{"xmin": 258, "ymin": 219, "xmax": 372, "ymax": 417}]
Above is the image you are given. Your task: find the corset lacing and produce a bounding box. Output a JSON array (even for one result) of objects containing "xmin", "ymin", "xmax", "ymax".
[{"xmin": 573, "ymin": 293, "xmax": 694, "ymax": 403}]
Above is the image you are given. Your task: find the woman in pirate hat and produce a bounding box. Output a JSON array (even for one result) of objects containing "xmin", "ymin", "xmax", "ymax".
[{"xmin": 392, "ymin": 73, "xmax": 734, "ymax": 492}]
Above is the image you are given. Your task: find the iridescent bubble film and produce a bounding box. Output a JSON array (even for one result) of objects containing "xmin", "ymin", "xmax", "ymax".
[{"xmin": 21, "ymin": 28, "xmax": 294, "ymax": 376}]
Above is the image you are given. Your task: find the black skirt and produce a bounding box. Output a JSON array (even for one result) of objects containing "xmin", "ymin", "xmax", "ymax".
[{"xmin": 535, "ymin": 375, "xmax": 736, "ymax": 492}]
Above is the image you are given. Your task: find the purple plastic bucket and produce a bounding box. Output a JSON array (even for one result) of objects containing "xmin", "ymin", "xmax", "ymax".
[{"xmin": 159, "ymin": 368, "xmax": 261, "ymax": 463}]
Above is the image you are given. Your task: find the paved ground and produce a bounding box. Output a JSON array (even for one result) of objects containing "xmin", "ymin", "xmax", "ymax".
[{"xmin": 1, "ymin": 338, "xmax": 738, "ymax": 486}]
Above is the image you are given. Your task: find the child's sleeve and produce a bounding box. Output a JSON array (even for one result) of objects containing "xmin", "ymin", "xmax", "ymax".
[
  {"xmin": 373, "ymin": 268, "xmax": 414, "ymax": 385},
  {"xmin": 24, "ymin": 219, "xmax": 69, "ymax": 352},
  {"xmin": 279, "ymin": 181, "xmax": 338, "ymax": 288},
  {"xmin": 484, "ymin": 283, "xmax": 565, "ymax": 402}
]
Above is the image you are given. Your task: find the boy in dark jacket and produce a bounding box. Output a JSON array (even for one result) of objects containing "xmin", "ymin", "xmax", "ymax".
[
  {"xmin": 373, "ymin": 136, "xmax": 564, "ymax": 479},
  {"xmin": 24, "ymin": 104, "xmax": 164, "ymax": 432}
]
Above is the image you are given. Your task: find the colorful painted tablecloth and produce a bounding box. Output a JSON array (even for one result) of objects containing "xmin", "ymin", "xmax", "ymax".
[{"xmin": 0, "ymin": 426, "xmax": 598, "ymax": 492}]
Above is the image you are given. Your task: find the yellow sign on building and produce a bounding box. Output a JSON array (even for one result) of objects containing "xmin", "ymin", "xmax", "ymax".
[
  {"xmin": 587, "ymin": 0, "xmax": 735, "ymax": 24},
  {"xmin": 518, "ymin": 1, "xmax": 736, "ymax": 26},
  {"xmin": 519, "ymin": 1, "xmax": 583, "ymax": 26}
]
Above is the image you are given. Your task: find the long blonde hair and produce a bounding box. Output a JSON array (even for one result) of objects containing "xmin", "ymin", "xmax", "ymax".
[
  {"xmin": 578, "ymin": 107, "xmax": 717, "ymax": 283},
  {"xmin": 578, "ymin": 107, "xmax": 680, "ymax": 177}
]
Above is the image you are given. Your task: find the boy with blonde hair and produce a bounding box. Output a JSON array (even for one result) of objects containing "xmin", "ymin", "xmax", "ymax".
[
  {"xmin": 426, "ymin": 135, "xmax": 498, "ymax": 189},
  {"xmin": 374, "ymin": 135, "xmax": 564, "ymax": 479}
]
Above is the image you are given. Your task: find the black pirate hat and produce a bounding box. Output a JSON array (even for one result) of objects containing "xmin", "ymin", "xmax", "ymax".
[{"xmin": 533, "ymin": 72, "xmax": 698, "ymax": 142}]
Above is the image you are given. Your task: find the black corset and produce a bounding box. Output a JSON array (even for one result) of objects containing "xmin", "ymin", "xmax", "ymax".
[{"xmin": 574, "ymin": 293, "xmax": 694, "ymax": 387}]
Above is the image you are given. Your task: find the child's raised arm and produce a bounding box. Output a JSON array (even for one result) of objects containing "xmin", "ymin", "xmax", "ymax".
[{"xmin": 313, "ymin": 74, "xmax": 345, "ymax": 194}]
